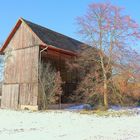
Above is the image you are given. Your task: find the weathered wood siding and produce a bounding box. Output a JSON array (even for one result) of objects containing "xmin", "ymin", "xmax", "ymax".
[
  {"xmin": 19, "ymin": 83, "xmax": 38, "ymax": 106},
  {"xmin": 1, "ymin": 84, "xmax": 19, "ymax": 109},
  {"xmin": 1, "ymin": 22, "xmax": 40, "ymax": 109},
  {"xmin": 5, "ymin": 23, "xmax": 41, "ymax": 51},
  {"xmin": 4, "ymin": 47, "xmax": 39, "ymax": 83}
]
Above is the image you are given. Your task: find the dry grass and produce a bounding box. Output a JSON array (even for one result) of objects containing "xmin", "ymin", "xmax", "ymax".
[{"xmin": 80, "ymin": 109, "xmax": 139, "ymax": 117}]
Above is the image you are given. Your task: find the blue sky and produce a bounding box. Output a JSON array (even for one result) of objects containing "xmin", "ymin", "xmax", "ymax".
[{"xmin": 0, "ymin": 0, "xmax": 140, "ymax": 45}]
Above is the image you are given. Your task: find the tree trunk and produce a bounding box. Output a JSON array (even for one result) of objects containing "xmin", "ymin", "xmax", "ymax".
[
  {"xmin": 103, "ymin": 80, "xmax": 108, "ymax": 109},
  {"xmin": 100, "ymin": 54, "xmax": 109, "ymax": 109}
]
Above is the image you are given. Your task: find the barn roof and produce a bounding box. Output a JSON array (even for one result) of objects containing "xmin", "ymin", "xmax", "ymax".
[
  {"xmin": 23, "ymin": 19, "xmax": 84, "ymax": 52},
  {"xmin": 0, "ymin": 18, "xmax": 85, "ymax": 55}
]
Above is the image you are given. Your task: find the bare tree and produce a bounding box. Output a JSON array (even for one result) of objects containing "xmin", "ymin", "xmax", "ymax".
[{"xmin": 75, "ymin": 2, "xmax": 140, "ymax": 108}]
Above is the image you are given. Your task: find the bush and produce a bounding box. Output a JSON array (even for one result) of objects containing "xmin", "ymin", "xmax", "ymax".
[{"xmin": 38, "ymin": 62, "xmax": 63, "ymax": 109}]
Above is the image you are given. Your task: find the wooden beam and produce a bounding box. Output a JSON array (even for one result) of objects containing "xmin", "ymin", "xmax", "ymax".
[{"xmin": 40, "ymin": 45, "xmax": 77, "ymax": 56}]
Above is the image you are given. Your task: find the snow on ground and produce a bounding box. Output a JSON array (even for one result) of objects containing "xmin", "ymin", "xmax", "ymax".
[{"xmin": 0, "ymin": 109, "xmax": 140, "ymax": 140}]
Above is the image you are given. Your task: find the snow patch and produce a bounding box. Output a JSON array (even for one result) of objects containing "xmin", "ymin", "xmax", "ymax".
[{"xmin": 0, "ymin": 109, "xmax": 140, "ymax": 140}]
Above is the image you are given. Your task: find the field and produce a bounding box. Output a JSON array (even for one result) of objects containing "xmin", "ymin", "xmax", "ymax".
[{"xmin": 0, "ymin": 108, "xmax": 140, "ymax": 140}]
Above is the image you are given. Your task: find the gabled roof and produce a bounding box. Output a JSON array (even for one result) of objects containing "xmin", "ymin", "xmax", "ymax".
[{"xmin": 0, "ymin": 18, "xmax": 85, "ymax": 55}]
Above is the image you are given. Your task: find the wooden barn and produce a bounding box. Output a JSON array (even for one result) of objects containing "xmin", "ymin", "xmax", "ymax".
[{"xmin": 0, "ymin": 18, "xmax": 84, "ymax": 110}]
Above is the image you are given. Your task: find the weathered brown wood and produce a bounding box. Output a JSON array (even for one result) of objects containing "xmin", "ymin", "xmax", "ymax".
[
  {"xmin": 1, "ymin": 84, "xmax": 19, "ymax": 109},
  {"xmin": 4, "ymin": 21, "xmax": 40, "ymax": 84},
  {"xmin": 4, "ymin": 46, "xmax": 39, "ymax": 84},
  {"xmin": 19, "ymin": 83, "xmax": 38, "ymax": 106},
  {"xmin": 5, "ymin": 23, "xmax": 41, "ymax": 51},
  {"xmin": 2, "ymin": 22, "xmax": 40, "ymax": 109}
]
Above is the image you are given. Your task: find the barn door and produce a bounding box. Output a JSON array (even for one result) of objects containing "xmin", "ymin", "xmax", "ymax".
[{"xmin": 1, "ymin": 84, "xmax": 19, "ymax": 109}]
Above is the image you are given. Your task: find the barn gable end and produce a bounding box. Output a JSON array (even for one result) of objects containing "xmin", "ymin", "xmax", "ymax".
[
  {"xmin": 5, "ymin": 22, "xmax": 42, "ymax": 51},
  {"xmin": 1, "ymin": 20, "xmax": 41, "ymax": 109}
]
